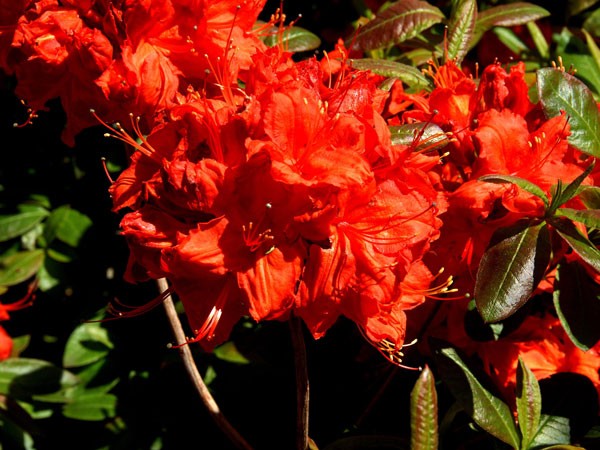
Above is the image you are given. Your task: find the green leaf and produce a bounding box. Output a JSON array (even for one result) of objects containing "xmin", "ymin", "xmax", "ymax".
[
  {"xmin": 527, "ymin": 21, "xmax": 549, "ymax": 60},
  {"xmin": 43, "ymin": 206, "xmax": 92, "ymax": 248},
  {"xmin": 475, "ymin": 221, "xmax": 551, "ymax": 322},
  {"xmin": 62, "ymin": 390, "xmax": 117, "ymax": 421},
  {"xmin": 516, "ymin": 357, "xmax": 542, "ymax": 450},
  {"xmin": 537, "ymin": 68, "xmax": 600, "ymax": 157},
  {"xmin": 584, "ymin": 7, "xmax": 600, "ymax": 36},
  {"xmin": 349, "ymin": 59, "xmax": 432, "ymax": 90},
  {"xmin": 389, "ymin": 123, "xmax": 449, "ymax": 152},
  {"xmin": 434, "ymin": 346, "xmax": 520, "ymax": 449},
  {"xmin": 479, "ymin": 174, "xmax": 549, "ymax": 208},
  {"xmin": 555, "ymin": 208, "xmax": 600, "ymax": 230},
  {"xmin": 567, "ymin": 0, "xmax": 600, "ymax": 17},
  {"xmin": 348, "ymin": 0, "xmax": 445, "ymax": 52},
  {"xmin": 560, "ymin": 53, "xmax": 600, "ymax": 98},
  {"xmin": 446, "ymin": 0, "xmax": 477, "ymax": 63},
  {"xmin": 553, "ymin": 261, "xmax": 600, "ymax": 350},
  {"xmin": 263, "ymin": 26, "xmax": 321, "ymax": 52},
  {"xmin": 213, "ymin": 341, "xmax": 250, "ymax": 365},
  {"xmin": 583, "ymin": 29, "xmax": 600, "ymax": 77},
  {"xmin": 0, "ymin": 250, "xmax": 44, "ymax": 287},
  {"xmin": 0, "ymin": 210, "xmax": 49, "ymax": 243},
  {"xmin": 552, "ymin": 217, "xmax": 600, "ymax": 272},
  {"xmin": 410, "ymin": 365, "xmax": 437, "ymax": 450},
  {"xmin": 0, "ymin": 358, "xmax": 79, "ymax": 402},
  {"xmin": 529, "ymin": 415, "xmax": 570, "ymax": 448},
  {"xmin": 63, "ymin": 321, "xmax": 114, "ymax": 369},
  {"xmin": 9, "ymin": 335, "xmax": 31, "ymax": 358}
]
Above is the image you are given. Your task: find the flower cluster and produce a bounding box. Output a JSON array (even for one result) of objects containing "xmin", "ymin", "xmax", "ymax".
[
  {"xmin": 3, "ymin": 0, "xmax": 600, "ymax": 410},
  {"xmin": 390, "ymin": 59, "xmax": 600, "ymax": 399}
]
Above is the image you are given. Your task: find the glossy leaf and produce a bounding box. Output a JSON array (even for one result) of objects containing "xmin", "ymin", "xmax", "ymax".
[
  {"xmin": 476, "ymin": 2, "xmax": 550, "ymax": 29},
  {"xmin": 553, "ymin": 261, "xmax": 600, "ymax": 350},
  {"xmin": 555, "ymin": 208, "xmax": 600, "ymax": 230},
  {"xmin": 446, "ymin": 0, "xmax": 477, "ymax": 63},
  {"xmin": 552, "ymin": 217, "xmax": 600, "ymax": 273},
  {"xmin": 349, "ymin": 0, "xmax": 445, "ymax": 52},
  {"xmin": 63, "ymin": 321, "xmax": 114, "ymax": 369},
  {"xmin": 479, "ymin": 174, "xmax": 549, "ymax": 208},
  {"xmin": 62, "ymin": 390, "xmax": 118, "ymax": 421},
  {"xmin": 537, "ymin": 68, "xmax": 600, "ymax": 157},
  {"xmin": 435, "ymin": 346, "xmax": 520, "ymax": 449},
  {"xmin": 389, "ymin": 123, "xmax": 449, "ymax": 152},
  {"xmin": 43, "ymin": 206, "xmax": 92, "ymax": 248},
  {"xmin": 475, "ymin": 221, "xmax": 551, "ymax": 323},
  {"xmin": 0, "ymin": 210, "xmax": 49, "ymax": 243},
  {"xmin": 263, "ymin": 26, "xmax": 321, "ymax": 52},
  {"xmin": 0, "ymin": 358, "xmax": 79, "ymax": 402},
  {"xmin": 529, "ymin": 415, "xmax": 571, "ymax": 448},
  {"xmin": 471, "ymin": 2, "xmax": 550, "ymax": 48},
  {"xmin": 349, "ymin": 58, "xmax": 432, "ymax": 89},
  {"xmin": 516, "ymin": 357, "xmax": 542, "ymax": 450},
  {"xmin": 410, "ymin": 365, "xmax": 437, "ymax": 450},
  {"xmin": 0, "ymin": 249, "xmax": 44, "ymax": 287}
]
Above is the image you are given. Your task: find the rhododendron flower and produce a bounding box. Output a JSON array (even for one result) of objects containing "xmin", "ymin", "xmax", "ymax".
[
  {"xmin": 1, "ymin": 0, "xmax": 268, "ymax": 145},
  {"xmin": 108, "ymin": 43, "xmax": 447, "ymax": 360},
  {"xmin": 427, "ymin": 299, "xmax": 600, "ymax": 405}
]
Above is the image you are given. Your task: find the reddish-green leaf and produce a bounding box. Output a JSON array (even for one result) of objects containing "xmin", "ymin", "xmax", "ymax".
[
  {"xmin": 0, "ymin": 250, "xmax": 44, "ymax": 287},
  {"xmin": 446, "ymin": 0, "xmax": 477, "ymax": 63},
  {"xmin": 516, "ymin": 357, "xmax": 542, "ymax": 450},
  {"xmin": 349, "ymin": 58, "xmax": 432, "ymax": 89},
  {"xmin": 410, "ymin": 365, "xmax": 437, "ymax": 450},
  {"xmin": 475, "ymin": 222, "xmax": 551, "ymax": 323},
  {"xmin": 552, "ymin": 217, "xmax": 600, "ymax": 272},
  {"xmin": 0, "ymin": 210, "xmax": 49, "ymax": 243},
  {"xmin": 349, "ymin": 0, "xmax": 445, "ymax": 52},
  {"xmin": 435, "ymin": 346, "xmax": 520, "ymax": 449},
  {"xmin": 479, "ymin": 174, "xmax": 549, "ymax": 208},
  {"xmin": 537, "ymin": 68, "xmax": 600, "ymax": 157},
  {"xmin": 578, "ymin": 186, "xmax": 600, "ymax": 209},
  {"xmin": 263, "ymin": 26, "xmax": 321, "ymax": 52},
  {"xmin": 476, "ymin": 2, "xmax": 550, "ymax": 30},
  {"xmin": 553, "ymin": 261, "xmax": 600, "ymax": 350},
  {"xmin": 555, "ymin": 208, "xmax": 600, "ymax": 230},
  {"xmin": 548, "ymin": 161, "xmax": 595, "ymax": 214},
  {"xmin": 389, "ymin": 123, "xmax": 449, "ymax": 152}
]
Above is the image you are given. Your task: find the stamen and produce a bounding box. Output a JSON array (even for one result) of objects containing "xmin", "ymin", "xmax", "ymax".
[{"xmin": 90, "ymin": 109, "xmax": 160, "ymax": 163}]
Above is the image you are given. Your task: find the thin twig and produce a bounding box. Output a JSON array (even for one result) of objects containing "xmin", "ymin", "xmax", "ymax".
[
  {"xmin": 289, "ymin": 315, "xmax": 310, "ymax": 450},
  {"xmin": 156, "ymin": 278, "xmax": 253, "ymax": 450}
]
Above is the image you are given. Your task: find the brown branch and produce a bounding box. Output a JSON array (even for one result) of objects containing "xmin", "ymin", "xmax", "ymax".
[
  {"xmin": 156, "ymin": 278, "xmax": 253, "ymax": 450},
  {"xmin": 289, "ymin": 315, "xmax": 310, "ymax": 450}
]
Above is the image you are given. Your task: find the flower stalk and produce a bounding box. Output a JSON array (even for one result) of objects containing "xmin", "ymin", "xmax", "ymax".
[
  {"xmin": 156, "ymin": 278, "xmax": 253, "ymax": 450},
  {"xmin": 290, "ymin": 315, "xmax": 310, "ymax": 450}
]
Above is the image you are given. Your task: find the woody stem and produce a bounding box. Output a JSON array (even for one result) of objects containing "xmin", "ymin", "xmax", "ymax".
[
  {"xmin": 156, "ymin": 278, "xmax": 253, "ymax": 450},
  {"xmin": 290, "ymin": 315, "xmax": 310, "ymax": 450}
]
